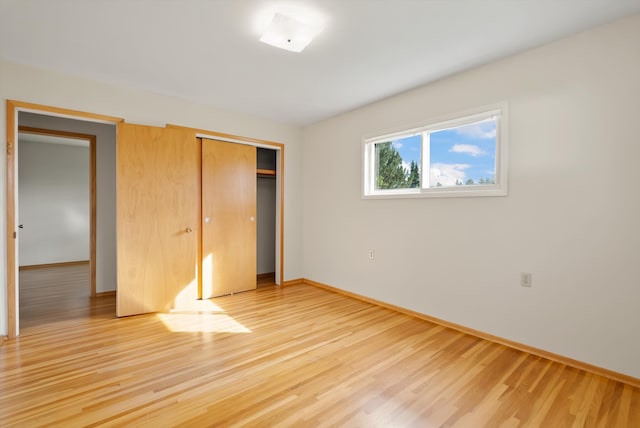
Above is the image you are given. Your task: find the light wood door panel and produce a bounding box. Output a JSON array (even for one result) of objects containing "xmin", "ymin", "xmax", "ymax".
[
  {"xmin": 201, "ymin": 139, "xmax": 256, "ymax": 298},
  {"xmin": 117, "ymin": 124, "xmax": 199, "ymax": 316}
]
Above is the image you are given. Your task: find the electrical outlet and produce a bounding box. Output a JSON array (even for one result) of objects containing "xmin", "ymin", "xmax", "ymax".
[
  {"xmin": 520, "ymin": 272, "xmax": 532, "ymax": 288},
  {"xmin": 368, "ymin": 249, "xmax": 375, "ymax": 260}
]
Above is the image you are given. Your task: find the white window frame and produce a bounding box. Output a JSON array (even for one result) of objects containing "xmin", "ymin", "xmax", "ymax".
[{"xmin": 362, "ymin": 102, "xmax": 508, "ymax": 199}]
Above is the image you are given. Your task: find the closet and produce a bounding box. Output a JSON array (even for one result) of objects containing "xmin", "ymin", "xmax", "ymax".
[
  {"xmin": 116, "ymin": 123, "xmax": 277, "ymax": 317},
  {"xmin": 257, "ymin": 148, "xmax": 277, "ymax": 283}
]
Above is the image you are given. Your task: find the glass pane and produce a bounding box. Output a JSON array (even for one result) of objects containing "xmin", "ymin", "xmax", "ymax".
[
  {"xmin": 375, "ymin": 135, "xmax": 421, "ymax": 190},
  {"xmin": 429, "ymin": 118, "xmax": 497, "ymax": 187}
]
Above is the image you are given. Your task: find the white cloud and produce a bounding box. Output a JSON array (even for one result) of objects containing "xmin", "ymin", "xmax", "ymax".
[
  {"xmin": 401, "ymin": 160, "xmax": 411, "ymax": 173},
  {"xmin": 455, "ymin": 122, "xmax": 496, "ymax": 139},
  {"xmin": 429, "ymin": 163, "xmax": 470, "ymax": 187},
  {"xmin": 393, "ymin": 141, "xmax": 403, "ymax": 149},
  {"xmin": 449, "ymin": 144, "xmax": 486, "ymax": 157}
]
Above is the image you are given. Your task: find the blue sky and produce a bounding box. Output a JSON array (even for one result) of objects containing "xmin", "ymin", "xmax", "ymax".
[{"xmin": 391, "ymin": 119, "xmax": 497, "ymax": 186}]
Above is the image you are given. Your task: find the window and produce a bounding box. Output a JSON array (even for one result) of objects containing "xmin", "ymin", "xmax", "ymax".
[{"xmin": 363, "ymin": 104, "xmax": 507, "ymax": 198}]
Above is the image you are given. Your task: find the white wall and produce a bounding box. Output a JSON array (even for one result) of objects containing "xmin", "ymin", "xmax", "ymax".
[
  {"xmin": 0, "ymin": 60, "xmax": 303, "ymax": 336},
  {"xmin": 18, "ymin": 140, "xmax": 89, "ymax": 265},
  {"xmin": 302, "ymin": 14, "xmax": 640, "ymax": 378},
  {"xmin": 18, "ymin": 113, "xmax": 117, "ymax": 293}
]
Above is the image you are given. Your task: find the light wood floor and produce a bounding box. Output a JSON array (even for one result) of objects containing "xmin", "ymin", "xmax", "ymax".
[
  {"xmin": 18, "ymin": 263, "xmax": 113, "ymax": 330},
  {"xmin": 1, "ymin": 266, "xmax": 638, "ymax": 427}
]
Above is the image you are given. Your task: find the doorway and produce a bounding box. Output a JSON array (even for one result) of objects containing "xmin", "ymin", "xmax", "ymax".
[
  {"xmin": 5, "ymin": 101, "xmax": 121, "ymax": 337},
  {"xmin": 17, "ymin": 126, "xmax": 96, "ymax": 329}
]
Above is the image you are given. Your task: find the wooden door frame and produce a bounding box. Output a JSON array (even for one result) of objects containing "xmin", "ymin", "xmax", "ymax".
[
  {"xmin": 17, "ymin": 126, "xmax": 98, "ymax": 296},
  {"xmin": 5, "ymin": 100, "xmax": 123, "ymax": 338}
]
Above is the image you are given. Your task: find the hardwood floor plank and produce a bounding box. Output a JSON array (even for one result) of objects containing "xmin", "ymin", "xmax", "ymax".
[{"xmin": 1, "ymin": 265, "xmax": 639, "ymax": 427}]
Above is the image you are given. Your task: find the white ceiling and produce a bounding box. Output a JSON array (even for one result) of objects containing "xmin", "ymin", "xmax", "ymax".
[{"xmin": 2, "ymin": 1, "xmax": 640, "ymax": 126}]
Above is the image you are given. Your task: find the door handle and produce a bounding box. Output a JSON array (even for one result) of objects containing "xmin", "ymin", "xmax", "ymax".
[
  {"xmin": 18, "ymin": 224, "xmax": 24, "ymax": 229},
  {"xmin": 185, "ymin": 227, "xmax": 193, "ymax": 233}
]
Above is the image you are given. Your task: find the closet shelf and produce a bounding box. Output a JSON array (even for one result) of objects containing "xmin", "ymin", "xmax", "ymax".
[{"xmin": 257, "ymin": 168, "xmax": 276, "ymax": 177}]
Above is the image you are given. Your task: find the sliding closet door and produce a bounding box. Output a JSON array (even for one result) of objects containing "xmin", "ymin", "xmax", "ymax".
[
  {"xmin": 117, "ymin": 124, "xmax": 200, "ymax": 316},
  {"xmin": 201, "ymin": 139, "xmax": 256, "ymax": 298}
]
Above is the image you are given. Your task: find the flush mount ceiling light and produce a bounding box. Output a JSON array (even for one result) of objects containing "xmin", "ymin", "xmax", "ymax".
[{"xmin": 259, "ymin": 12, "xmax": 321, "ymax": 53}]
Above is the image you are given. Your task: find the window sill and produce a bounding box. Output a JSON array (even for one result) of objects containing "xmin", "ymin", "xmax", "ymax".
[{"xmin": 363, "ymin": 186, "xmax": 507, "ymax": 199}]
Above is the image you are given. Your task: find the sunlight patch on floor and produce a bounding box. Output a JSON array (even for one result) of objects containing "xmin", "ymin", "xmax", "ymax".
[{"xmin": 157, "ymin": 313, "xmax": 251, "ymax": 333}]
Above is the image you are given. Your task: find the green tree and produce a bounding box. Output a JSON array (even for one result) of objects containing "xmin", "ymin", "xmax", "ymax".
[
  {"xmin": 408, "ymin": 160, "xmax": 420, "ymax": 188},
  {"xmin": 478, "ymin": 176, "xmax": 495, "ymax": 184},
  {"xmin": 376, "ymin": 142, "xmax": 407, "ymax": 189},
  {"xmin": 465, "ymin": 178, "xmax": 475, "ymax": 185}
]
